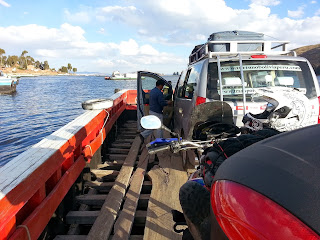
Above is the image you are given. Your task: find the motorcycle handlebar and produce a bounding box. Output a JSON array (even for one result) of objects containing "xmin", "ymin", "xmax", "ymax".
[
  {"xmin": 147, "ymin": 139, "xmax": 214, "ymax": 155},
  {"xmin": 148, "ymin": 145, "xmax": 171, "ymax": 154}
]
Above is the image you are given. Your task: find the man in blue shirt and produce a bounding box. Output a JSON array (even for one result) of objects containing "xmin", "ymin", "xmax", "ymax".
[{"xmin": 141, "ymin": 79, "xmax": 172, "ymax": 139}]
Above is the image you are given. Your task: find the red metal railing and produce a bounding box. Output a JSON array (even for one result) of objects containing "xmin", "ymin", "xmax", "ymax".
[{"xmin": 0, "ymin": 90, "xmax": 137, "ymax": 240}]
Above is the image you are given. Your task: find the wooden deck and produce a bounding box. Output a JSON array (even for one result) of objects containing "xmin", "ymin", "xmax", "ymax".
[{"xmin": 55, "ymin": 120, "xmax": 188, "ymax": 239}]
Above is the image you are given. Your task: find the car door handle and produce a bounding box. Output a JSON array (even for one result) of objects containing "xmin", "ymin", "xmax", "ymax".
[{"xmin": 179, "ymin": 108, "xmax": 183, "ymax": 113}]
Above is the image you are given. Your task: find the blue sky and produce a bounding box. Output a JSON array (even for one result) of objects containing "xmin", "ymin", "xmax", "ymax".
[{"xmin": 1, "ymin": 0, "xmax": 320, "ymax": 74}]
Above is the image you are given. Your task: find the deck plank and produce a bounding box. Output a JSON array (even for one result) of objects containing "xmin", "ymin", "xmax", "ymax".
[
  {"xmin": 111, "ymin": 143, "xmax": 132, "ymax": 149},
  {"xmin": 66, "ymin": 210, "xmax": 146, "ymax": 225},
  {"xmin": 54, "ymin": 236, "xmax": 87, "ymax": 240},
  {"xmin": 76, "ymin": 194, "xmax": 107, "ymax": 206},
  {"xmin": 112, "ymin": 147, "xmax": 149, "ymax": 240},
  {"xmin": 143, "ymin": 143, "xmax": 188, "ymax": 240},
  {"xmin": 84, "ymin": 181, "xmax": 114, "ymax": 192},
  {"xmin": 87, "ymin": 135, "xmax": 141, "ymax": 240},
  {"xmin": 68, "ymin": 188, "xmax": 97, "ymax": 235},
  {"xmin": 97, "ymin": 160, "xmax": 125, "ymax": 169},
  {"xmin": 106, "ymin": 154, "xmax": 128, "ymax": 161}
]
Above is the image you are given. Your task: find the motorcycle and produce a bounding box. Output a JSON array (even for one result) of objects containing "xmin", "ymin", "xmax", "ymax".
[{"xmin": 140, "ymin": 114, "xmax": 320, "ymax": 240}]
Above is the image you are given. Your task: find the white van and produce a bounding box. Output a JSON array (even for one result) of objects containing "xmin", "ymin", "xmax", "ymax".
[
  {"xmin": 137, "ymin": 31, "xmax": 320, "ymax": 139},
  {"xmin": 173, "ymin": 31, "xmax": 320, "ymax": 139}
]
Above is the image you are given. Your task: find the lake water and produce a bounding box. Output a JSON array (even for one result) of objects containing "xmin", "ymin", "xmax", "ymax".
[{"xmin": 0, "ymin": 75, "xmax": 179, "ymax": 166}]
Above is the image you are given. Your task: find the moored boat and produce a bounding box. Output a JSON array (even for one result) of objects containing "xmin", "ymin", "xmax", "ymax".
[
  {"xmin": 105, "ymin": 71, "xmax": 138, "ymax": 80},
  {"xmin": 0, "ymin": 71, "xmax": 19, "ymax": 94}
]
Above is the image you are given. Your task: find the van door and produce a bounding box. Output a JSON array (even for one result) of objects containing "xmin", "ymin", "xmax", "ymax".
[
  {"xmin": 173, "ymin": 66, "xmax": 200, "ymax": 138},
  {"xmin": 137, "ymin": 71, "xmax": 173, "ymax": 130}
]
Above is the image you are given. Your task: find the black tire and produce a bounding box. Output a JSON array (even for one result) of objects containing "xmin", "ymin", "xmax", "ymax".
[
  {"xmin": 182, "ymin": 228, "xmax": 194, "ymax": 240},
  {"xmin": 179, "ymin": 181, "xmax": 210, "ymax": 226}
]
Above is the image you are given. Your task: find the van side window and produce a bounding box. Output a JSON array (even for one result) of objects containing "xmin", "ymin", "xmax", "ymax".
[
  {"xmin": 178, "ymin": 63, "xmax": 202, "ymax": 99},
  {"xmin": 177, "ymin": 70, "xmax": 190, "ymax": 98},
  {"xmin": 207, "ymin": 63, "xmax": 220, "ymax": 100},
  {"xmin": 175, "ymin": 71, "xmax": 186, "ymax": 99},
  {"xmin": 184, "ymin": 69, "xmax": 195, "ymax": 99}
]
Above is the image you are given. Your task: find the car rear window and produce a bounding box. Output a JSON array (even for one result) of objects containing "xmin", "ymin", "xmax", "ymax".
[{"xmin": 207, "ymin": 60, "xmax": 317, "ymax": 100}]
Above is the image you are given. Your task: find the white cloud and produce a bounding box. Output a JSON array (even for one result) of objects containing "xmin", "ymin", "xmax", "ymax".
[
  {"xmin": 140, "ymin": 45, "xmax": 159, "ymax": 55},
  {"xmin": 288, "ymin": 6, "xmax": 305, "ymax": 18},
  {"xmin": 97, "ymin": 5, "xmax": 141, "ymax": 24},
  {"xmin": 119, "ymin": 39, "xmax": 139, "ymax": 56},
  {"xmin": 311, "ymin": 1, "xmax": 317, "ymax": 3},
  {"xmin": 98, "ymin": 28, "xmax": 105, "ymax": 34},
  {"xmin": 100, "ymin": 6, "xmax": 137, "ymax": 14},
  {"xmin": 0, "ymin": 23, "xmax": 185, "ymax": 73},
  {"xmin": 95, "ymin": 59, "xmax": 114, "ymax": 68},
  {"xmin": 36, "ymin": 49, "xmax": 59, "ymax": 58},
  {"xmin": 64, "ymin": 9, "xmax": 91, "ymax": 24},
  {"xmin": 249, "ymin": 0, "xmax": 280, "ymax": 6},
  {"xmin": 0, "ymin": 0, "xmax": 10, "ymax": 7},
  {"xmin": 4, "ymin": 0, "xmax": 320, "ymax": 73}
]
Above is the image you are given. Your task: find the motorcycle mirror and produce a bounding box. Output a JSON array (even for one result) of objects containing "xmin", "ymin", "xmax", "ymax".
[{"xmin": 140, "ymin": 115, "xmax": 162, "ymax": 129}]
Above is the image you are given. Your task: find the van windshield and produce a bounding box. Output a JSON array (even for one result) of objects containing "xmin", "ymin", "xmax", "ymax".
[{"xmin": 207, "ymin": 60, "xmax": 317, "ymax": 100}]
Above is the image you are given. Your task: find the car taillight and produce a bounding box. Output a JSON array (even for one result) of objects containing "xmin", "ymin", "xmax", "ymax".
[
  {"xmin": 196, "ymin": 96, "xmax": 206, "ymax": 106},
  {"xmin": 318, "ymin": 96, "xmax": 320, "ymax": 124},
  {"xmin": 251, "ymin": 55, "xmax": 267, "ymax": 58},
  {"xmin": 211, "ymin": 180, "xmax": 320, "ymax": 240}
]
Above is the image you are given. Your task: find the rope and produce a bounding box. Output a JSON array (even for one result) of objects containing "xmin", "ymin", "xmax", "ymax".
[
  {"xmin": 101, "ymin": 131, "xmax": 104, "ymax": 144},
  {"xmin": 83, "ymin": 109, "xmax": 110, "ymax": 159},
  {"xmin": 85, "ymin": 145, "xmax": 93, "ymax": 157},
  {"xmin": 17, "ymin": 225, "xmax": 31, "ymax": 240},
  {"xmin": 99, "ymin": 110, "xmax": 110, "ymax": 143}
]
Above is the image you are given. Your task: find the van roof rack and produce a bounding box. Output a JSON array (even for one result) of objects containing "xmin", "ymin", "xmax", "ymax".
[{"xmin": 189, "ymin": 40, "xmax": 291, "ymax": 64}]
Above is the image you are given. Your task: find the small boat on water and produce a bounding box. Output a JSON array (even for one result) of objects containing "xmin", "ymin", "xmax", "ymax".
[
  {"xmin": 105, "ymin": 71, "xmax": 138, "ymax": 80},
  {"xmin": 0, "ymin": 71, "xmax": 19, "ymax": 94}
]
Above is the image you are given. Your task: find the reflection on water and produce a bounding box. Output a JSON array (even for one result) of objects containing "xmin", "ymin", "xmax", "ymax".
[{"xmin": 0, "ymin": 75, "xmax": 179, "ymax": 166}]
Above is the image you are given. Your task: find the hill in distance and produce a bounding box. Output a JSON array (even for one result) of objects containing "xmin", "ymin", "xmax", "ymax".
[{"xmin": 293, "ymin": 44, "xmax": 320, "ymax": 75}]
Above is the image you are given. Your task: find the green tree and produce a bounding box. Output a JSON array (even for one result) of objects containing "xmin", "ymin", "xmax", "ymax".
[
  {"xmin": 72, "ymin": 67, "xmax": 77, "ymax": 73},
  {"xmin": 67, "ymin": 63, "xmax": 72, "ymax": 73},
  {"xmin": 0, "ymin": 48, "xmax": 5, "ymax": 66},
  {"xmin": 35, "ymin": 60, "xmax": 41, "ymax": 69},
  {"xmin": 2, "ymin": 56, "xmax": 7, "ymax": 66},
  {"xmin": 7, "ymin": 55, "xmax": 19, "ymax": 67},
  {"xmin": 19, "ymin": 50, "xmax": 28, "ymax": 69},
  {"xmin": 26, "ymin": 56, "xmax": 34, "ymax": 66},
  {"xmin": 43, "ymin": 60, "xmax": 49, "ymax": 70},
  {"xmin": 59, "ymin": 66, "xmax": 68, "ymax": 73},
  {"xmin": 21, "ymin": 50, "xmax": 28, "ymax": 57}
]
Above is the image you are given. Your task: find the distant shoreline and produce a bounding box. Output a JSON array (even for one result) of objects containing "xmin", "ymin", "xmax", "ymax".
[{"xmin": 1, "ymin": 67, "xmax": 73, "ymax": 77}]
